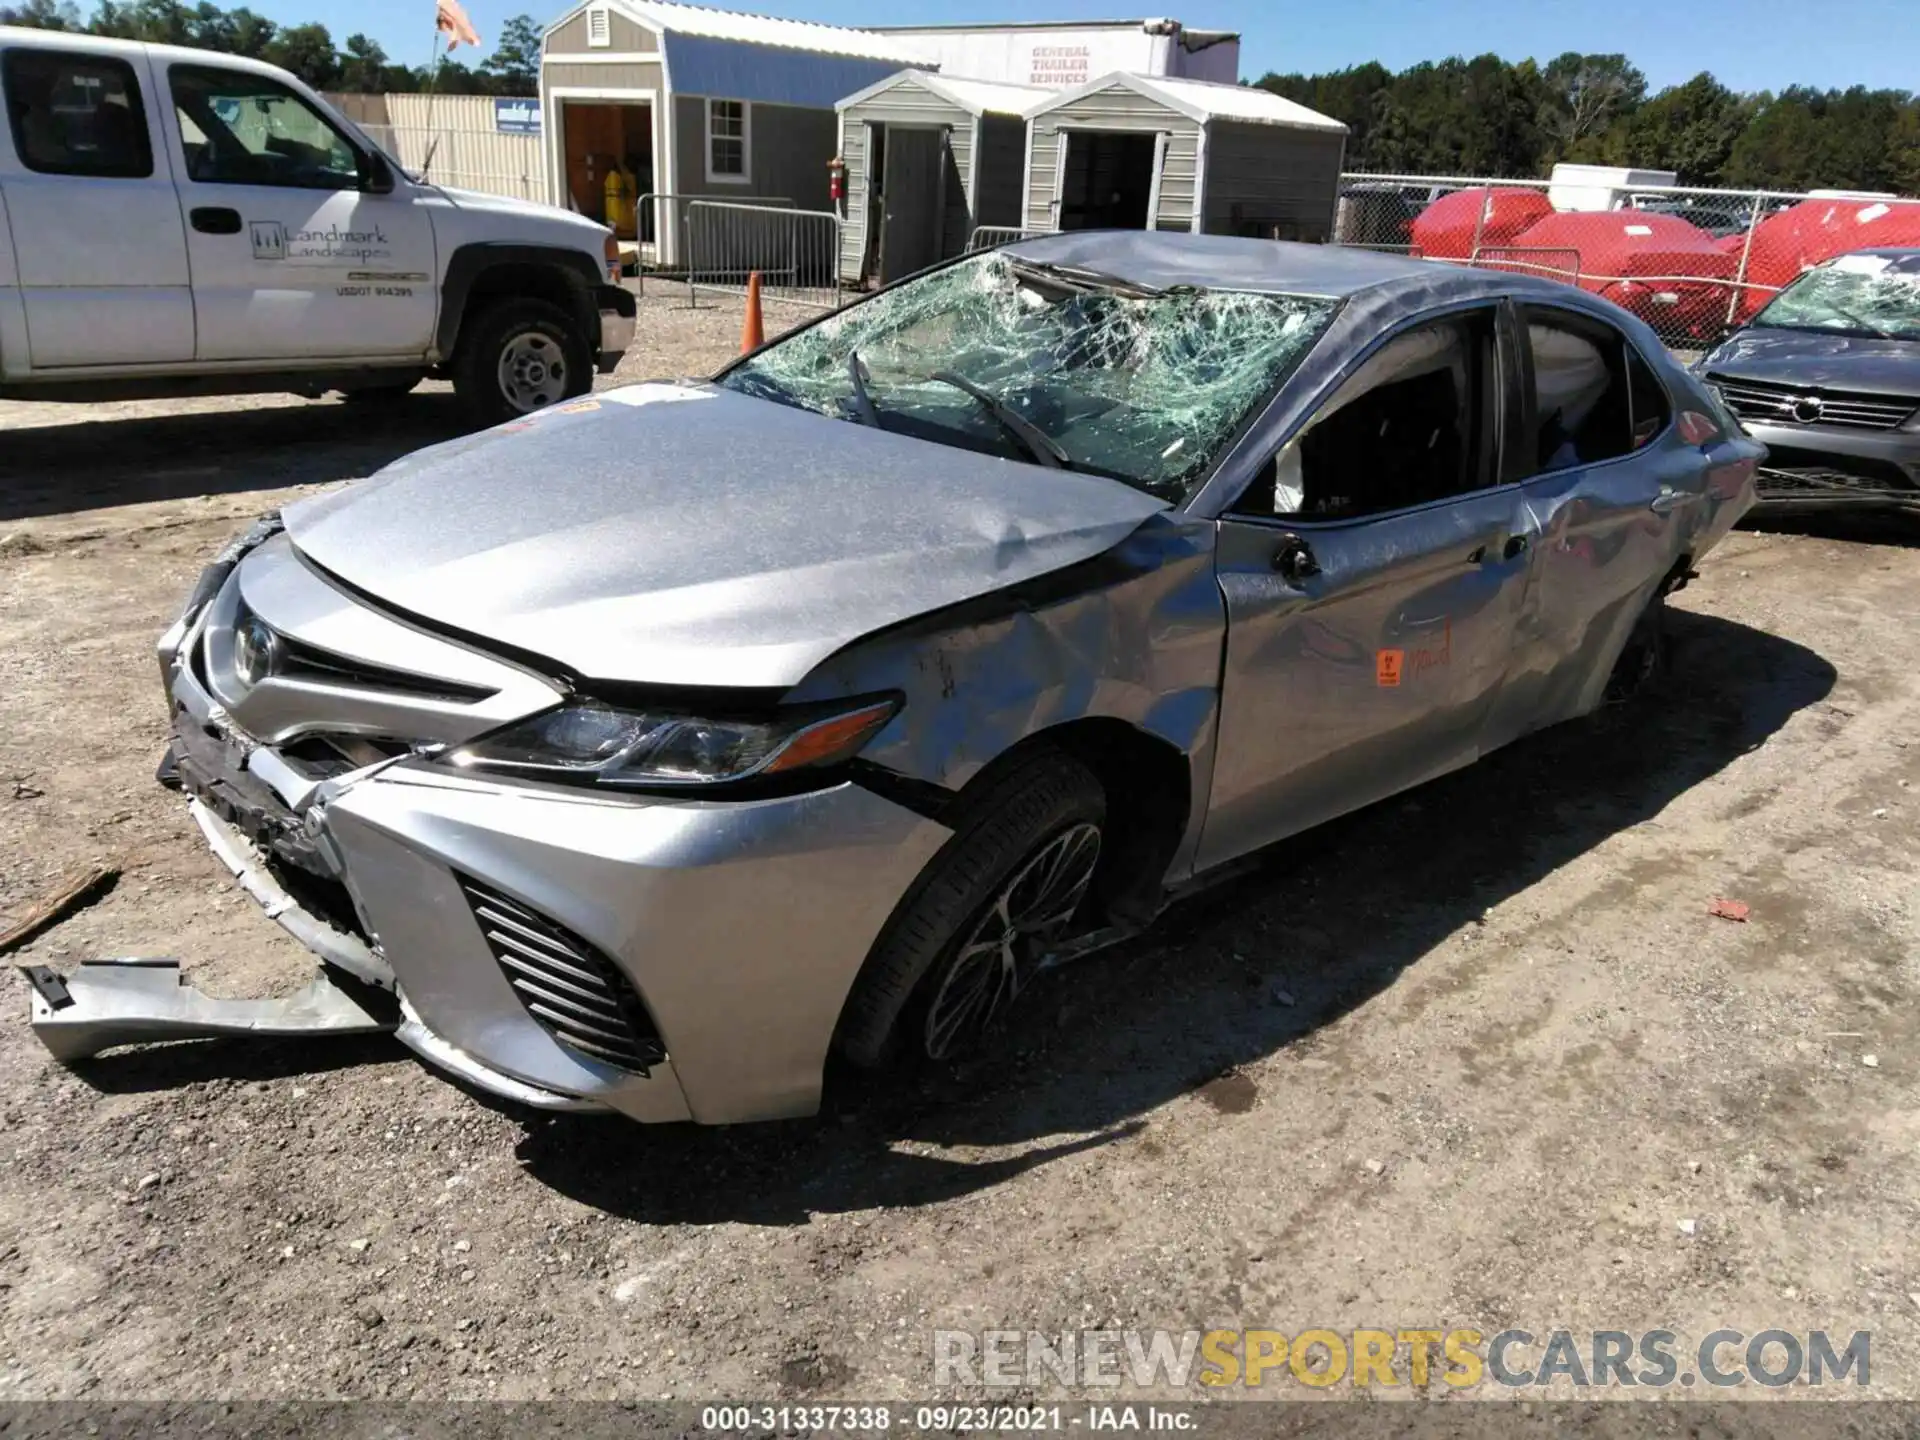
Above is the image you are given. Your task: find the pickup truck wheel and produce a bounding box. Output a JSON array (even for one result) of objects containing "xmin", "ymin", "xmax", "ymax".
[
  {"xmin": 453, "ymin": 298, "xmax": 591, "ymax": 426},
  {"xmin": 835, "ymin": 751, "xmax": 1106, "ymax": 1071}
]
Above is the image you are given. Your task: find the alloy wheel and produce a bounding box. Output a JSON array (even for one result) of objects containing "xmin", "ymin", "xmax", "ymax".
[{"xmin": 922, "ymin": 822, "xmax": 1103, "ymax": 1060}]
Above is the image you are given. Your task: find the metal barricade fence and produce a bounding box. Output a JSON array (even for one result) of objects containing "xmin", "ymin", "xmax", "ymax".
[
  {"xmin": 1331, "ymin": 171, "xmax": 1849, "ymax": 354},
  {"xmin": 633, "ymin": 194, "xmax": 795, "ymax": 286},
  {"xmin": 967, "ymin": 225, "xmax": 1056, "ymax": 252},
  {"xmin": 685, "ymin": 201, "xmax": 844, "ymax": 314}
]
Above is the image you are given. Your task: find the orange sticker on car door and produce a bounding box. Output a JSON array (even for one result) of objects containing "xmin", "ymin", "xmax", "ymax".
[{"xmin": 1376, "ymin": 649, "xmax": 1404, "ymax": 687}]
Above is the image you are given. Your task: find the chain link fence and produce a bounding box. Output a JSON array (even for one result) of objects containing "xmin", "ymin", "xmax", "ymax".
[
  {"xmin": 684, "ymin": 202, "xmax": 845, "ymax": 315},
  {"xmin": 1329, "ymin": 172, "xmax": 1869, "ymax": 357}
]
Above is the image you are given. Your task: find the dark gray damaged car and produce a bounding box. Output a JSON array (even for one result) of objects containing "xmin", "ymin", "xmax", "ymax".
[{"xmin": 27, "ymin": 233, "xmax": 1762, "ymax": 1125}]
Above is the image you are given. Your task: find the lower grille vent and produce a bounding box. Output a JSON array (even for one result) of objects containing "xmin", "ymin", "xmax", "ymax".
[{"xmin": 458, "ymin": 877, "xmax": 665, "ymax": 1073}]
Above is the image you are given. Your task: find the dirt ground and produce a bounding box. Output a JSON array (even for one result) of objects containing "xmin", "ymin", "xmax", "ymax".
[{"xmin": 3, "ymin": 291, "xmax": 1920, "ymax": 1405}]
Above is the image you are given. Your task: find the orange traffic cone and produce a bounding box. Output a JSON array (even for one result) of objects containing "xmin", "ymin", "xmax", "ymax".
[{"xmin": 740, "ymin": 271, "xmax": 765, "ymax": 353}]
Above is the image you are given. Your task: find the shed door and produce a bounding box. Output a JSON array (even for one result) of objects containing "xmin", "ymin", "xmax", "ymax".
[{"xmin": 877, "ymin": 126, "xmax": 947, "ymax": 285}]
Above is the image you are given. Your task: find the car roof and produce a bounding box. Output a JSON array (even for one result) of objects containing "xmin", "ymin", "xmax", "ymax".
[{"xmin": 1002, "ymin": 229, "xmax": 1569, "ymax": 303}]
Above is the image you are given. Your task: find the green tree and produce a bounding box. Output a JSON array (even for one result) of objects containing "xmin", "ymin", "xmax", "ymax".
[
  {"xmin": 263, "ymin": 19, "xmax": 337, "ymax": 88},
  {"xmin": 226, "ymin": 7, "xmax": 276, "ymax": 58},
  {"xmin": 1888, "ymin": 104, "xmax": 1920, "ymax": 197},
  {"xmin": 1539, "ymin": 52, "xmax": 1646, "ymax": 162},
  {"xmin": 482, "ymin": 13, "xmax": 542, "ymax": 98},
  {"xmin": 0, "ymin": 0, "xmax": 83, "ymax": 28},
  {"xmin": 337, "ymin": 32, "xmax": 389, "ymax": 93},
  {"xmin": 1616, "ymin": 72, "xmax": 1750, "ymax": 185}
]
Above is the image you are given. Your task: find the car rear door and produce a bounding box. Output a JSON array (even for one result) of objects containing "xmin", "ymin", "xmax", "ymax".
[
  {"xmin": 158, "ymin": 59, "xmax": 436, "ymax": 363},
  {"xmin": 1481, "ymin": 304, "xmax": 1699, "ymax": 747},
  {"xmin": 0, "ymin": 40, "xmax": 194, "ymax": 369},
  {"xmin": 1198, "ymin": 302, "xmax": 1538, "ymax": 871}
]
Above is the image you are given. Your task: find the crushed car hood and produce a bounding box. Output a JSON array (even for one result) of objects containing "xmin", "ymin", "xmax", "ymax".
[
  {"xmin": 283, "ymin": 384, "xmax": 1167, "ymax": 689},
  {"xmin": 1704, "ymin": 328, "xmax": 1920, "ymax": 394}
]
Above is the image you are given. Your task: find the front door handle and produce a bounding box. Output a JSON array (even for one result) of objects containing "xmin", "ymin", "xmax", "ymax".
[
  {"xmin": 1650, "ymin": 486, "xmax": 1685, "ymax": 515},
  {"xmin": 1504, "ymin": 533, "xmax": 1529, "ymax": 560},
  {"xmin": 190, "ymin": 206, "xmax": 242, "ymax": 235},
  {"xmin": 1272, "ymin": 533, "xmax": 1320, "ymax": 586}
]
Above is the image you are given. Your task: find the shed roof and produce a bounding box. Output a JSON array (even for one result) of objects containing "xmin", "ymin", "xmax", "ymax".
[
  {"xmin": 1026, "ymin": 71, "xmax": 1346, "ymax": 132},
  {"xmin": 835, "ymin": 68, "xmax": 1048, "ymax": 116},
  {"xmin": 545, "ymin": 0, "xmax": 926, "ymax": 63}
]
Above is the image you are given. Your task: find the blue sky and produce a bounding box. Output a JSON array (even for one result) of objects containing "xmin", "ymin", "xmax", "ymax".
[{"xmin": 257, "ymin": 0, "xmax": 1913, "ymax": 94}]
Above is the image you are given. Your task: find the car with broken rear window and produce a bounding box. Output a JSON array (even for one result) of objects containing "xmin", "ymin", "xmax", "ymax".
[
  {"xmin": 25, "ymin": 233, "xmax": 1761, "ymax": 1126},
  {"xmin": 1699, "ymin": 248, "xmax": 1920, "ymax": 511}
]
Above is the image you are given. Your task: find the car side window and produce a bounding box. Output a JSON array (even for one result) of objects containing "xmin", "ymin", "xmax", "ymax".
[
  {"xmin": 169, "ymin": 64, "xmax": 360, "ymax": 191},
  {"xmin": 1234, "ymin": 308, "xmax": 1500, "ymax": 522},
  {"xmin": 2, "ymin": 49, "xmax": 153, "ymax": 179},
  {"xmin": 1625, "ymin": 342, "xmax": 1672, "ymax": 449},
  {"xmin": 1521, "ymin": 307, "xmax": 1664, "ymax": 474}
]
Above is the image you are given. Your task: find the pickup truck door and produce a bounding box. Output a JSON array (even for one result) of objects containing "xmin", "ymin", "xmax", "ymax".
[
  {"xmin": 0, "ymin": 42, "xmax": 195, "ymax": 368},
  {"xmin": 158, "ymin": 60, "xmax": 436, "ymax": 363},
  {"xmin": 1199, "ymin": 303, "xmax": 1536, "ymax": 871}
]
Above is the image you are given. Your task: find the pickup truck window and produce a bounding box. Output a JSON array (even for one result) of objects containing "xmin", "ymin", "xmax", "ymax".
[
  {"xmin": 2, "ymin": 49, "xmax": 153, "ymax": 179},
  {"xmin": 169, "ymin": 64, "xmax": 360, "ymax": 191}
]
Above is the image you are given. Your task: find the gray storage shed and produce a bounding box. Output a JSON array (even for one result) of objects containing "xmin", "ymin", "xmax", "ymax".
[
  {"xmin": 836, "ymin": 70, "xmax": 1046, "ymax": 287},
  {"xmin": 1022, "ymin": 72, "xmax": 1347, "ymax": 240},
  {"xmin": 541, "ymin": 0, "xmax": 926, "ymax": 264}
]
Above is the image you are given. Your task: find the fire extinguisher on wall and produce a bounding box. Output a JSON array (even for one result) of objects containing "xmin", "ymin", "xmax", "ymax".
[{"xmin": 828, "ymin": 155, "xmax": 847, "ymax": 218}]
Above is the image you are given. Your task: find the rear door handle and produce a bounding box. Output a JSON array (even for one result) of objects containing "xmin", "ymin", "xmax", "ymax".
[
  {"xmin": 190, "ymin": 206, "xmax": 242, "ymax": 235},
  {"xmin": 1650, "ymin": 486, "xmax": 1685, "ymax": 515},
  {"xmin": 1504, "ymin": 534, "xmax": 1529, "ymax": 559}
]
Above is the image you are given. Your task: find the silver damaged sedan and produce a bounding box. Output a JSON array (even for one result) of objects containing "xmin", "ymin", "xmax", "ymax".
[{"xmin": 26, "ymin": 234, "xmax": 1762, "ymax": 1124}]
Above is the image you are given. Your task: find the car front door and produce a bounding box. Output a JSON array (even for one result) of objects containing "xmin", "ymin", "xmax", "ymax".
[
  {"xmin": 1481, "ymin": 305, "xmax": 1698, "ymax": 747},
  {"xmin": 0, "ymin": 42, "xmax": 194, "ymax": 368},
  {"xmin": 160, "ymin": 61, "xmax": 436, "ymax": 363},
  {"xmin": 1197, "ymin": 303, "xmax": 1539, "ymax": 872}
]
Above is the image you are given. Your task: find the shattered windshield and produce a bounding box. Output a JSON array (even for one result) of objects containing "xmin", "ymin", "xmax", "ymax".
[
  {"xmin": 718, "ymin": 252, "xmax": 1339, "ymax": 499},
  {"xmin": 1756, "ymin": 256, "xmax": 1920, "ymax": 341}
]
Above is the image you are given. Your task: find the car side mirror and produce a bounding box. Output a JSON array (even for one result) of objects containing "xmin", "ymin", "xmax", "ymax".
[{"xmin": 359, "ymin": 151, "xmax": 395, "ymax": 195}]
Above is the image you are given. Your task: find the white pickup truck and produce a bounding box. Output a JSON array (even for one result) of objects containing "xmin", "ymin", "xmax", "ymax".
[{"xmin": 0, "ymin": 28, "xmax": 634, "ymax": 423}]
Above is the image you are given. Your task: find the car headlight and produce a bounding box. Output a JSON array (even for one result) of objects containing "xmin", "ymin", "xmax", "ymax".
[{"xmin": 444, "ymin": 697, "xmax": 899, "ymax": 788}]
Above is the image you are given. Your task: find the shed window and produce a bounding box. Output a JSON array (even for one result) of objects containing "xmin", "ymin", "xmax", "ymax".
[
  {"xmin": 706, "ymin": 98, "xmax": 748, "ymax": 183},
  {"xmin": 586, "ymin": 4, "xmax": 612, "ymax": 47}
]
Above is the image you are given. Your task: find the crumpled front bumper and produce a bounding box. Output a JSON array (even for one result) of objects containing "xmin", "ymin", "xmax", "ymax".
[{"xmin": 32, "ymin": 555, "xmax": 952, "ymax": 1125}]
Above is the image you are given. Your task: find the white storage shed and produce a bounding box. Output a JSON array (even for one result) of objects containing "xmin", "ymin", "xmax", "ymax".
[
  {"xmin": 1023, "ymin": 72, "xmax": 1348, "ymax": 239},
  {"xmin": 835, "ymin": 70, "xmax": 1046, "ymax": 286}
]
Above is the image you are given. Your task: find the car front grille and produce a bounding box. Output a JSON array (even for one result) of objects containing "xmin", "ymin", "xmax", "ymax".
[
  {"xmin": 1709, "ymin": 374, "xmax": 1918, "ymax": 431},
  {"xmin": 458, "ymin": 877, "xmax": 666, "ymax": 1073},
  {"xmin": 1757, "ymin": 444, "xmax": 1918, "ymax": 502}
]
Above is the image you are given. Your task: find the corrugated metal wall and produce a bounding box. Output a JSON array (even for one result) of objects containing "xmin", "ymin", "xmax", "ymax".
[
  {"xmin": 839, "ymin": 79, "xmax": 976, "ymax": 280},
  {"xmin": 1025, "ymin": 82, "xmax": 1200, "ymax": 233},
  {"xmin": 330, "ymin": 92, "xmax": 547, "ymax": 203},
  {"xmin": 1200, "ymin": 120, "xmax": 1343, "ymax": 241}
]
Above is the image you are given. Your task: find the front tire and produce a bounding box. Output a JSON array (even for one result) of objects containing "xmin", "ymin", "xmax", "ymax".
[
  {"xmin": 452, "ymin": 297, "xmax": 592, "ymax": 427},
  {"xmin": 835, "ymin": 751, "xmax": 1106, "ymax": 1070}
]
